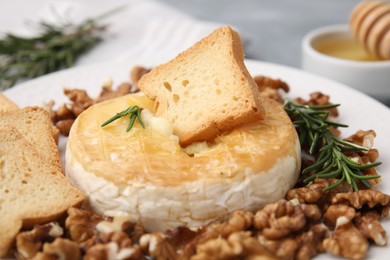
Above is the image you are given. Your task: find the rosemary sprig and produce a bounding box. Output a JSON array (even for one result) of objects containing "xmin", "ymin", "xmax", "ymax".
[
  {"xmin": 284, "ymin": 100, "xmax": 381, "ymax": 191},
  {"xmin": 0, "ymin": 6, "xmax": 123, "ymax": 90},
  {"xmin": 101, "ymin": 106, "xmax": 145, "ymax": 132}
]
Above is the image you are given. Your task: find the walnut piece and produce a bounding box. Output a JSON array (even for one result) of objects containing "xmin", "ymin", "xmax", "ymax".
[
  {"xmin": 163, "ymin": 226, "xmax": 205, "ymax": 258},
  {"xmin": 254, "ymin": 200, "xmax": 307, "ymax": 240},
  {"xmin": 288, "ymin": 178, "xmax": 353, "ymax": 213},
  {"xmin": 16, "ymin": 222, "xmax": 63, "ymax": 259},
  {"xmin": 286, "ymin": 178, "xmax": 329, "ymax": 204},
  {"xmin": 254, "ymin": 76, "xmax": 290, "ymax": 92},
  {"xmin": 78, "ymin": 211, "xmax": 146, "ymax": 258},
  {"xmin": 192, "ymin": 231, "xmax": 276, "ymax": 260},
  {"xmin": 295, "ymin": 92, "xmax": 339, "ymax": 117},
  {"xmin": 139, "ymin": 233, "xmax": 177, "ymax": 259},
  {"xmin": 96, "ymin": 212, "xmax": 132, "ymax": 234},
  {"xmin": 64, "ymin": 88, "xmax": 94, "ymax": 116},
  {"xmin": 174, "ymin": 226, "xmax": 222, "ymax": 259},
  {"xmin": 323, "ymin": 218, "xmax": 368, "ymax": 260},
  {"xmin": 84, "ymin": 244, "xmax": 142, "ymax": 260},
  {"xmin": 258, "ymin": 223, "xmax": 328, "ymax": 260},
  {"xmin": 301, "ymin": 204, "xmax": 322, "ymax": 222},
  {"xmin": 55, "ymin": 119, "xmax": 75, "ymax": 136},
  {"xmin": 323, "ymin": 204, "xmax": 356, "ymax": 229},
  {"xmin": 355, "ymin": 211, "xmax": 387, "ymax": 246},
  {"xmin": 130, "ymin": 66, "xmax": 150, "ymax": 90},
  {"xmin": 252, "ymin": 199, "xmax": 326, "ymax": 260},
  {"xmin": 95, "ymin": 82, "xmax": 132, "ymax": 103},
  {"xmin": 93, "ymin": 211, "xmax": 144, "ymax": 244},
  {"xmin": 220, "ymin": 210, "xmax": 254, "ymax": 237},
  {"xmin": 84, "ymin": 231, "xmax": 142, "ymax": 260},
  {"xmin": 332, "ymin": 190, "xmax": 390, "ymax": 210},
  {"xmin": 65, "ymin": 207, "xmax": 103, "ymax": 243},
  {"xmin": 257, "ymin": 235, "xmax": 299, "ymax": 260},
  {"xmin": 30, "ymin": 252, "xmax": 57, "ymax": 260},
  {"xmin": 294, "ymin": 224, "xmax": 328, "ymax": 260},
  {"xmin": 99, "ymin": 231, "xmax": 132, "ymax": 247},
  {"xmin": 253, "ymin": 75, "xmax": 289, "ymax": 103},
  {"xmin": 344, "ymin": 130, "xmax": 376, "ymax": 149},
  {"xmin": 54, "ymin": 104, "xmax": 75, "ymax": 122},
  {"xmin": 31, "ymin": 238, "xmax": 80, "ymax": 260},
  {"xmin": 121, "ymin": 221, "xmax": 145, "ymax": 244},
  {"xmin": 342, "ymin": 130, "xmax": 381, "ymax": 187}
]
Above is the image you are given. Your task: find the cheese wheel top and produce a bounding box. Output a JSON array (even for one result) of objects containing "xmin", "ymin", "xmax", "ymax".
[{"xmin": 67, "ymin": 94, "xmax": 299, "ymax": 187}]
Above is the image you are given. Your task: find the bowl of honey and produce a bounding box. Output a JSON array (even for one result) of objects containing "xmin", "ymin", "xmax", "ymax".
[{"xmin": 301, "ymin": 24, "xmax": 390, "ymax": 102}]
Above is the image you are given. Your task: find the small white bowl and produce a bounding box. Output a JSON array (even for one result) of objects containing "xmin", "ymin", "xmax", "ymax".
[{"xmin": 301, "ymin": 24, "xmax": 390, "ymax": 102}]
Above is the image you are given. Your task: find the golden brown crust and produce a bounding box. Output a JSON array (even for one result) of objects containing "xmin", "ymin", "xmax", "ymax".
[
  {"xmin": 0, "ymin": 106, "xmax": 62, "ymax": 173},
  {"xmin": 138, "ymin": 26, "xmax": 264, "ymax": 146},
  {"xmin": 0, "ymin": 93, "xmax": 19, "ymax": 114},
  {"xmin": 68, "ymin": 94, "xmax": 298, "ymax": 186},
  {"xmin": 0, "ymin": 125, "xmax": 84, "ymax": 257}
]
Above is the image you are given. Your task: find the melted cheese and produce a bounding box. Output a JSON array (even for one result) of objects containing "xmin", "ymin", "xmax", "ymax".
[{"xmin": 66, "ymin": 94, "xmax": 300, "ymax": 231}]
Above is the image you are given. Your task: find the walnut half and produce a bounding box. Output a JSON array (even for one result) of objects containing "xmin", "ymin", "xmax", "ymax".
[
  {"xmin": 254, "ymin": 199, "xmax": 308, "ymax": 240},
  {"xmin": 65, "ymin": 207, "xmax": 103, "ymax": 244},
  {"xmin": 32, "ymin": 238, "xmax": 80, "ymax": 260},
  {"xmin": 84, "ymin": 232, "xmax": 143, "ymax": 260},
  {"xmin": 192, "ymin": 231, "xmax": 276, "ymax": 260},
  {"xmin": 16, "ymin": 222, "xmax": 63, "ymax": 259},
  {"xmin": 355, "ymin": 211, "xmax": 387, "ymax": 246},
  {"xmin": 323, "ymin": 217, "xmax": 368, "ymax": 260}
]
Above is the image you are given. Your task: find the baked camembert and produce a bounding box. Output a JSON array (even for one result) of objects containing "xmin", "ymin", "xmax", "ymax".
[
  {"xmin": 66, "ymin": 94, "xmax": 300, "ymax": 231},
  {"xmin": 65, "ymin": 26, "xmax": 301, "ymax": 231}
]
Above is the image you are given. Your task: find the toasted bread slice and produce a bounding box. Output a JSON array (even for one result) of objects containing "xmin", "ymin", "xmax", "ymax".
[
  {"xmin": 0, "ymin": 107, "xmax": 62, "ymax": 172},
  {"xmin": 0, "ymin": 93, "xmax": 19, "ymax": 114},
  {"xmin": 0, "ymin": 125, "xmax": 84, "ymax": 257},
  {"xmin": 138, "ymin": 26, "xmax": 263, "ymax": 146}
]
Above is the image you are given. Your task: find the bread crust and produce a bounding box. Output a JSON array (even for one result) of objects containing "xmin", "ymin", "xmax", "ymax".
[
  {"xmin": 0, "ymin": 125, "xmax": 84, "ymax": 257},
  {"xmin": 0, "ymin": 106, "xmax": 62, "ymax": 173},
  {"xmin": 138, "ymin": 26, "xmax": 264, "ymax": 146},
  {"xmin": 0, "ymin": 93, "xmax": 19, "ymax": 114}
]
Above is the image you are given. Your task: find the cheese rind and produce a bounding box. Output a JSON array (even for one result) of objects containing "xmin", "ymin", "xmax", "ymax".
[{"xmin": 66, "ymin": 94, "xmax": 300, "ymax": 231}]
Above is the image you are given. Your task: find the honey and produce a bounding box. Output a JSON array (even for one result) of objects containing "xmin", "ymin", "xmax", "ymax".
[{"xmin": 313, "ymin": 37, "xmax": 380, "ymax": 62}]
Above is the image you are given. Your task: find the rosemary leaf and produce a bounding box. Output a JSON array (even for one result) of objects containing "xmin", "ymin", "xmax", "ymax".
[
  {"xmin": 285, "ymin": 100, "xmax": 381, "ymax": 191},
  {"xmin": 101, "ymin": 106, "xmax": 145, "ymax": 132}
]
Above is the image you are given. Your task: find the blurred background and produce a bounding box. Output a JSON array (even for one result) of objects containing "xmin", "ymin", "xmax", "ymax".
[
  {"xmin": 1, "ymin": 0, "xmax": 389, "ymax": 106},
  {"xmin": 158, "ymin": 0, "xmax": 389, "ymax": 106},
  {"xmin": 158, "ymin": 0, "xmax": 362, "ymax": 68}
]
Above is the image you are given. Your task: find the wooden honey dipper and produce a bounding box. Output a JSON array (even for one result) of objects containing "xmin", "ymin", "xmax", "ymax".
[{"xmin": 350, "ymin": 0, "xmax": 390, "ymax": 60}]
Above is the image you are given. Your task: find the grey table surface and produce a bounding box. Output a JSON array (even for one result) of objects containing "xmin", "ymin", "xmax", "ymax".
[{"xmin": 158, "ymin": 0, "xmax": 390, "ymax": 106}]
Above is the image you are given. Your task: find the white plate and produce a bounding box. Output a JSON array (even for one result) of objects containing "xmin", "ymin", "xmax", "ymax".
[{"xmin": 4, "ymin": 59, "xmax": 390, "ymax": 259}]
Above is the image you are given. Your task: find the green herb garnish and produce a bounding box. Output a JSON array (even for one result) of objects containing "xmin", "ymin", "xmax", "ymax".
[
  {"xmin": 101, "ymin": 106, "xmax": 145, "ymax": 132},
  {"xmin": 0, "ymin": 6, "xmax": 124, "ymax": 90},
  {"xmin": 284, "ymin": 100, "xmax": 381, "ymax": 191}
]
